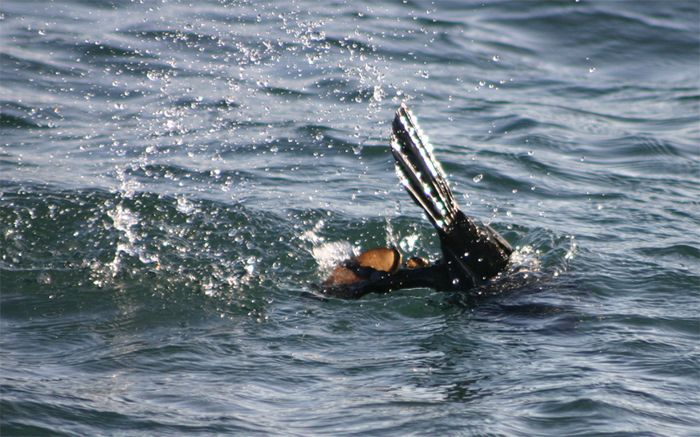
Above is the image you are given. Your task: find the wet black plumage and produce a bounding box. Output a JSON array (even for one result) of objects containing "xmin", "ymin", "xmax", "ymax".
[{"xmin": 322, "ymin": 104, "xmax": 512, "ymax": 298}]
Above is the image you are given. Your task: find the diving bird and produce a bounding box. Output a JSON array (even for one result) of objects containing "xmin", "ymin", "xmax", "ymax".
[{"xmin": 322, "ymin": 103, "xmax": 513, "ymax": 299}]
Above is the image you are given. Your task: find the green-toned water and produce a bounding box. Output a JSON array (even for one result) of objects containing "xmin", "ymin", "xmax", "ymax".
[{"xmin": 1, "ymin": 0, "xmax": 699, "ymax": 435}]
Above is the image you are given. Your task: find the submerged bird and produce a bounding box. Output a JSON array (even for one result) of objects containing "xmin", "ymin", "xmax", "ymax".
[{"xmin": 322, "ymin": 103, "xmax": 513, "ymax": 299}]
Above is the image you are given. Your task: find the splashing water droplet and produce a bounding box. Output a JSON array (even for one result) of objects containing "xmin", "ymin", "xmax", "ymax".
[
  {"xmin": 37, "ymin": 272, "xmax": 52, "ymax": 285},
  {"xmin": 244, "ymin": 257, "xmax": 256, "ymax": 275},
  {"xmin": 372, "ymin": 85, "xmax": 384, "ymax": 102}
]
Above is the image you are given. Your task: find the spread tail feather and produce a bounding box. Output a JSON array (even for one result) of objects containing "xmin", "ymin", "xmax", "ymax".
[
  {"xmin": 391, "ymin": 103, "xmax": 513, "ymax": 287},
  {"xmin": 391, "ymin": 103, "xmax": 458, "ymax": 233}
]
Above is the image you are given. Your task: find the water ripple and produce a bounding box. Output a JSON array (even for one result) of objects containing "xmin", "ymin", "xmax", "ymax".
[{"xmin": 2, "ymin": 0, "xmax": 699, "ymax": 434}]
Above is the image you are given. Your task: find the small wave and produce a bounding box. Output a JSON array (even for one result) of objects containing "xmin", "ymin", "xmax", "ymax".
[
  {"xmin": 637, "ymin": 243, "xmax": 700, "ymax": 260},
  {"xmin": 78, "ymin": 41, "xmax": 153, "ymax": 59},
  {"xmin": 0, "ymin": 185, "xmax": 296, "ymax": 319},
  {"xmin": 0, "ymin": 51, "xmax": 83, "ymax": 78},
  {"xmin": 0, "ymin": 113, "xmax": 45, "ymax": 129}
]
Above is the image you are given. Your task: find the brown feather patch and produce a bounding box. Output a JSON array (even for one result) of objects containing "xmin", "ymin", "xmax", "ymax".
[
  {"xmin": 355, "ymin": 247, "xmax": 402, "ymax": 273},
  {"xmin": 324, "ymin": 265, "xmax": 362, "ymax": 286},
  {"xmin": 406, "ymin": 257, "xmax": 429, "ymax": 269}
]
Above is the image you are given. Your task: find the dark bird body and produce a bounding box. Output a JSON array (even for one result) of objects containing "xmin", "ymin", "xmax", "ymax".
[{"xmin": 322, "ymin": 104, "xmax": 512, "ymax": 299}]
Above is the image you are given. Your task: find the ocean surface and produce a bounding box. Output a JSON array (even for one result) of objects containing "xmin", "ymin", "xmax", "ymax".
[{"xmin": 1, "ymin": 0, "xmax": 699, "ymax": 435}]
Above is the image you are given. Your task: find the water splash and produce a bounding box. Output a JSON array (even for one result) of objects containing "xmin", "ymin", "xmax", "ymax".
[
  {"xmin": 508, "ymin": 244, "xmax": 542, "ymax": 275},
  {"xmin": 311, "ymin": 241, "xmax": 355, "ymax": 277}
]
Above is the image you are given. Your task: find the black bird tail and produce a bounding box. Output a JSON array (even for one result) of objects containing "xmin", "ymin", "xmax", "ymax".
[
  {"xmin": 391, "ymin": 103, "xmax": 513, "ymax": 288},
  {"xmin": 391, "ymin": 103, "xmax": 458, "ymax": 234}
]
